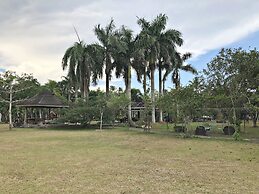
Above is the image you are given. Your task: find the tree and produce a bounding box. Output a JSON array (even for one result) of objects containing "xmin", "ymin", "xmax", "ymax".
[
  {"xmin": 203, "ymin": 48, "xmax": 259, "ymax": 127},
  {"xmin": 112, "ymin": 26, "xmax": 141, "ymax": 126},
  {"xmin": 0, "ymin": 71, "xmax": 40, "ymax": 129},
  {"xmin": 94, "ymin": 19, "xmax": 125, "ymax": 96},
  {"xmin": 137, "ymin": 14, "xmax": 167, "ymax": 123},
  {"xmin": 62, "ymin": 40, "xmax": 97, "ymax": 101},
  {"xmin": 137, "ymin": 14, "xmax": 184, "ymax": 123}
]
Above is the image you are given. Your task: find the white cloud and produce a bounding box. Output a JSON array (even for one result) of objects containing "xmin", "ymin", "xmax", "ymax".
[{"xmin": 0, "ymin": 0, "xmax": 259, "ymax": 84}]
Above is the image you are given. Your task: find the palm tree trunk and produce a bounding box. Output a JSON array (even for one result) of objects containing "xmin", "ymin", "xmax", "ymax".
[
  {"xmin": 9, "ymin": 85, "xmax": 13, "ymax": 130},
  {"xmin": 175, "ymin": 75, "xmax": 180, "ymax": 121},
  {"xmin": 127, "ymin": 63, "xmax": 135, "ymax": 127},
  {"xmin": 252, "ymin": 112, "xmax": 258, "ymax": 127},
  {"xmin": 83, "ymin": 78, "xmax": 87, "ymax": 101},
  {"xmin": 106, "ymin": 72, "xmax": 109, "ymax": 96},
  {"xmin": 158, "ymin": 64, "xmax": 163, "ymax": 122},
  {"xmin": 143, "ymin": 65, "xmax": 147, "ymax": 95},
  {"xmin": 162, "ymin": 79, "xmax": 165, "ymax": 93},
  {"xmin": 75, "ymin": 84, "xmax": 79, "ymax": 102},
  {"xmin": 151, "ymin": 67, "xmax": 156, "ymax": 123},
  {"xmin": 105, "ymin": 72, "xmax": 109, "ymax": 96}
]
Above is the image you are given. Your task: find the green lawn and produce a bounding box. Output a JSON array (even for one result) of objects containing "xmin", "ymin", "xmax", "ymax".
[{"xmin": 0, "ymin": 124, "xmax": 258, "ymax": 193}]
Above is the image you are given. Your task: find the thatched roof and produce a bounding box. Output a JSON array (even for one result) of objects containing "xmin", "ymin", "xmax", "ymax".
[{"xmin": 16, "ymin": 90, "xmax": 69, "ymax": 108}]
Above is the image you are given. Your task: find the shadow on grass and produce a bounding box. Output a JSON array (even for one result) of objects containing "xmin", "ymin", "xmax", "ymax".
[{"xmin": 39, "ymin": 124, "xmax": 115, "ymax": 131}]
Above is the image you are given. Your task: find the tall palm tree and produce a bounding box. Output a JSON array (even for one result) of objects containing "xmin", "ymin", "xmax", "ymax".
[
  {"xmin": 94, "ymin": 19, "xmax": 124, "ymax": 96},
  {"xmin": 62, "ymin": 42, "xmax": 81, "ymax": 101},
  {"xmin": 62, "ymin": 41, "xmax": 93, "ymax": 101},
  {"xmin": 157, "ymin": 27, "xmax": 183, "ymax": 122},
  {"xmin": 137, "ymin": 14, "xmax": 183, "ymax": 123},
  {"xmin": 137, "ymin": 15, "xmax": 163, "ymax": 123},
  {"xmin": 112, "ymin": 26, "xmax": 143, "ymax": 126}
]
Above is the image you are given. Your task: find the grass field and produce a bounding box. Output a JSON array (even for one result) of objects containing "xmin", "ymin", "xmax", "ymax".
[{"xmin": 0, "ymin": 124, "xmax": 258, "ymax": 193}]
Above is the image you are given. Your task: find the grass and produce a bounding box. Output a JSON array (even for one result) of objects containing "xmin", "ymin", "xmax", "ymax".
[{"xmin": 0, "ymin": 124, "xmax": 258, "ymax": 193}]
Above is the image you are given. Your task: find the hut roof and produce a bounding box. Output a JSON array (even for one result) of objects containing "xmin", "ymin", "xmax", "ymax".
[{"xmin": 16, "ymin": 90, "xmax": 69, "ymax": 108}]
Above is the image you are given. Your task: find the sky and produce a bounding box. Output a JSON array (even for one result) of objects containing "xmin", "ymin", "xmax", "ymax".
[{"xmin": 0, "ymin": 0, "xmax": 259, "ymax": 91}]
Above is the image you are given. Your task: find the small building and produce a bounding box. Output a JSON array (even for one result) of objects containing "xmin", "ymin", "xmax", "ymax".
[{"xmin": 16, "ymin": 90, "xmax": 68, "ymax": 126}]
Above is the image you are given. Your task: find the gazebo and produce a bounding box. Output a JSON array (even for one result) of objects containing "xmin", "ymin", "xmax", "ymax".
[{"xmin": 16, "ymin": 90, "xmax": 69, "ymax": 126}]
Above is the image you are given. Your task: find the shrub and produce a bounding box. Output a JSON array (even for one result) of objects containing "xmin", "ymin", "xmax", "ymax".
[{"xmin": 195, "ymin": 126, "xmax": 206, "ymax": 136}]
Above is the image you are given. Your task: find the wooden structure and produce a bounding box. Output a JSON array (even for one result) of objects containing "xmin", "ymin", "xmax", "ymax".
[{"xmin": 16, "ymin": 90, "xmax": 68, "ymax": 126}]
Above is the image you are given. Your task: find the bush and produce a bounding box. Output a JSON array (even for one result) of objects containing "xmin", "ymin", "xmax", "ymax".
[
  {"xmin": 232, "ymin": 131, "xmax": 241, "ymax": 141},
  {"xmin": 174, "ymin": 125, "xmax": 186, "ymax": 133},
  {"xmin": 195, "ymin": 126, "xmax": 206, "ymax": 136}
]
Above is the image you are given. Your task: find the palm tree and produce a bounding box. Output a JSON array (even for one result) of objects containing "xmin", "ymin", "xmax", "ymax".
[
  {"xmin": 163, "ymin": 52, "xmax": 197, "ymax": 120},
  {"xmin": 157, "ymin": 27, "xmax": 183, "ymax": 122},
  {"xmin": 62, "ymin": 41, "xmax": 93, "ymax": 101},
  {"xmin": 172, "ymin": 52, "xmax": 197, "ymax": 90},
  {"xmin": 137, "ymin": 14, "xmax": 183, "ymax": 123},
  {"xmin": 112, "ymin": 26, "xmax": 142, "ymax": 126},
  {"xmin": 94, "ymin": 19, "xmax": 124, "ymax": 96},
  {"xmin": 62, "ymin": 42, "xmax": 81, "ymax": 101}
]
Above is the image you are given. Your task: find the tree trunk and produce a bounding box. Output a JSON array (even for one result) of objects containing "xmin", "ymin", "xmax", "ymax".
[
  {"xmin": 151, "ymin": 67, "xmax": 155, "ymax": 123},
  {"xmin": 175, "ymin": 74, "xmax": 181, "ymax": 120},
  {"xmin": 143, "ymin": 65, "xmax": 147, "ymax": 95},
  {"xmin": 252, "ymin": 111, "xmax": 258, "ymax": 127},
  {"xmin": 83, "ymin": 78, "xmax": 87, "ymax": 101},
  {"xmin": 106, "ymin": 72, "xmax": 109, "ymax": 96},
  {"xmin": 68, "ymin": 92, "xmax": 71, "ymax": 102},
  {"xmin": 127, "ymin": 63, "xmax": 136, "ymax": 127},
  {"xmin": 100, "ymin": 111, "xmax": 103, "ymax": 130},
  {"xmin": 162, "ymin": 79, "xmax": 165, "ymax": 93},
  {"xmin": 9, "ymin": 85, "xmax": 13, "ymax": 130},
  {"xmin": 83, "ymin": 78, "xmax": 89, "ymax": 101},
  {"xmin": 158, "ymin": 63, "xmax": 163, "ymax": 122},
  {"xmin": 75, "ymin": 85, "xmax": 79, "ymax": 102}
]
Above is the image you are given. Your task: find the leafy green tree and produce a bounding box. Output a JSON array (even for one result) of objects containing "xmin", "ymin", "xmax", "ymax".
[
  {"xmin": 203, "ymin": 48, "xmax": 259, "ymax": 127},
  {"xmin": 0, "ymin": 71, "xmax": 40, "ymax": 129}
]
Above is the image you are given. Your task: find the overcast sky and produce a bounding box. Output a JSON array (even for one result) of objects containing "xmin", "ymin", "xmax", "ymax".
[{"xmin": 1, "ymin": 0, "xmax": 259, "ymax": 90}]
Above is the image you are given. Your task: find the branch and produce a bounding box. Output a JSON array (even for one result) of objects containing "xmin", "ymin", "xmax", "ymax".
[
  {"xmin": 0, "ymin": 87, "xmax": 11, "ymax": 93},
  {"xmin": 0, "ymin": 98, "xmax": 9, "ymax": 103},
  {"xmin": 13, "ymin": 86, "xmax": 33, "ymax": 93}
]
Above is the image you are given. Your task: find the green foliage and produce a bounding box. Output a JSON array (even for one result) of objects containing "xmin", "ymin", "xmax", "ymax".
[
  {"xmin": 232, "ymin": 131, "xmax": 241, "ymax": 141},
  {"xmin": 0, "ymin": 71, "xmax": 40, "ymax": 122},
  {"xmin": 59, "ymin": 100, "xmax": 96, "ymax": 126},
  {"xmin": 59, "ymin": 92, "xmax": 130, "ymax": 126},
  {"xmin": 107, "ymin": 93, "xmax": 130, "ymax": 121},
  {"xmin": 203, "ymin": 48, "xmax": 259, "ymax": 126}
]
